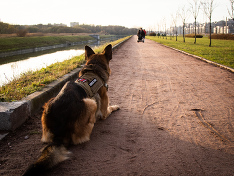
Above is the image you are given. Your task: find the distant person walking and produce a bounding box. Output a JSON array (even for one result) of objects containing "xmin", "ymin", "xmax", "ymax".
[
  {"xmin": 143, "ymin": 29, "xmax": 146, "ymax": 38},
  {"xmin": 137, "ymin": 28, "xmax": 145, "ymax": 43}
]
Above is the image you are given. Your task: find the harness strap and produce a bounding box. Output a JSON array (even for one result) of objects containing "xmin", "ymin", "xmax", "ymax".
[{"xmin": 75, "ymin": 72, "xmax": 107, "ymax": 98}]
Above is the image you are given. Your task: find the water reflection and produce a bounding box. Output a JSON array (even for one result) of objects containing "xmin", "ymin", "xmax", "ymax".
[
  {"xmin": 0, "ymin": 44, "xmax": 85, "ymax": 65},
  {"xmin": 0, "ymin": 49, "xmax": 84, "ymax": 86}
]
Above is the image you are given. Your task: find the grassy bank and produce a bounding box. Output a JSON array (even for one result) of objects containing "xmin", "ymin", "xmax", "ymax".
[
  {"xmin": 0, "ymin": 35, "xmax": 95, "ymax": 52},
  {"xmin": 0, "ymin": 36, "xmax": 131, "ymax": 102},
  {"xmin": 146, "ymin": 36, "xmax": 234, "ymax": 69}
]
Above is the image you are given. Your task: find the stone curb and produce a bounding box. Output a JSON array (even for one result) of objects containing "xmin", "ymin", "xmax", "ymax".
[
  {"xmin": 157, "ymin": 42, "xmax": 234, "ymax": 73},
  {"xmin": 0, "ymin": 36, "xmax": 131, "ymax": 132}
]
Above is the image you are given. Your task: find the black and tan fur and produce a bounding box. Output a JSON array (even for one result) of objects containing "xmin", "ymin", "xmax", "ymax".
[{"xmin": 22, "ymin": 44, "xmax": 119, "ymax": 176}]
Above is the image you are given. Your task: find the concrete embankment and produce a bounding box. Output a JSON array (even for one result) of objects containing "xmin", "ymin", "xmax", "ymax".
[
  {"xmin": 0, "ymin": 36, "xmax": 131, "ymax": 132},
  {"xmin": 0, "ymin": 41, "xmax": 92, "ymax": 58}
]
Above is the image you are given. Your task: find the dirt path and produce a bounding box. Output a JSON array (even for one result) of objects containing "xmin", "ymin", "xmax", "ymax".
[{"xmin": 1, "ymin": 35, "xmax": 234, "ymax": 176}]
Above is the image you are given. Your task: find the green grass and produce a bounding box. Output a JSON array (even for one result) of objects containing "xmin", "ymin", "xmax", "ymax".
[
  {"xmin": 146, "ymin": 36, "xmax": 234, "ymax": 69},
  {"xmin": 0, "ymin": 35, "xmax": 94, "ymax": 52},
  {"xmin": 0, "ymin": 36, "xmax": 131, "ymax": 102}
]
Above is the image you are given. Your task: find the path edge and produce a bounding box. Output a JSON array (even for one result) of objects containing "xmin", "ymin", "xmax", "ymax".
[{"xmin": 155, "ymin": 42, "xmax": 234, "ymax": 73}]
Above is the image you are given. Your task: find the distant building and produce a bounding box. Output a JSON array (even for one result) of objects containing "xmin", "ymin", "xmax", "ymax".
[
  {"xmin": 70, "ymin": 22, "xmax": 79, "ymax": 27},
  {"xmin": 173, "ymin": 19, "xmax": 234, "ymax": 35},
  {"xmin": 226, "ymin": 19, "xmax": 234, "ymax": 34},
  {"xmin": 53, "ymin": 23, "xmax": 67, "ymax": 27}
]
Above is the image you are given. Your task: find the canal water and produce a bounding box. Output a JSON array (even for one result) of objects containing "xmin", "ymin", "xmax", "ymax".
[{"xmin": 0, "ymin": 36, "xmax": 124, "ymax": 86}]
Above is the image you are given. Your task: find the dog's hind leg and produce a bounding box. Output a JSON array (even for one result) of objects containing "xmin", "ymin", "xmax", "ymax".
[
  {"xmin": 41, "ymin": 128, "xmax": 53, "ymax": 143},
  {"xmin": 41, "ymin": 101, "xmax": 54, "ymax": 143},
  {"xmin": 72, "ymin": 98, "xmax": 97, "ymax": 144}
]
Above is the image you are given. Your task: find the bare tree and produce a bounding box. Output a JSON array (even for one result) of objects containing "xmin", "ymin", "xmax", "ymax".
[
  {"xmin": 172, "ymin": 12, "xmax": 179, "ymax": 41},
  {"xmin": 178, "ymin": 6, "xmax": 190, "ymax": 42},
  {"xmin": 157, "ymin": 22, "xmax": 160, "ymax": 38},
  {"xmin": 162, "ymin": 17, "xmax": 167, "ymax": 39},
  {"xmin": 164, "ymin": 18, "xmax": 167, "ymax": 40},
  {"xmin": 227, "ymin": 0, "xmax": 234, "ymax": 20},
  {"xmin": 190, "ymin": 0, "xmax": 201, "ymax": 44},
  {"xmin": 201, "ymin": 0, "xmax": 216, "ymax": 47}
]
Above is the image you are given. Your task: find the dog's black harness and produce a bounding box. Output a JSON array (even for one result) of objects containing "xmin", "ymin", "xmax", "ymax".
[{"xmin": 75, "ymin": 72, "xmax": 108, "ymax": 98}]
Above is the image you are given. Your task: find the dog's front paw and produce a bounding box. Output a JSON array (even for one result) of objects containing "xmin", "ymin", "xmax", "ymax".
[
  {"xmin": 111, "ymin": 105, "xmax": 120, "ymax": 111},
  {"xmin": 103, "ymin": 105, "xmax": 120, "ymax": 120}
]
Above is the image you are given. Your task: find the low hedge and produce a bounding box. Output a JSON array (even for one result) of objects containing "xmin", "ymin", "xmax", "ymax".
[
  {"xmin": 209, "ymin": 34, "xmax": 234, "ymax": 40},
  {"xmin": 149, "ymin": 32, "xmax": 156, "ymax": 36},
  {"xmin": 185, "ymin": 34, "xmax": 203, "ymax": 38}
]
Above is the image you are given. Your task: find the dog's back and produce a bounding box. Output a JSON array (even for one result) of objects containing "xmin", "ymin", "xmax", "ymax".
[{"xmin": 42, "ymin": 81, "xmax": 88, "ymax": 145}]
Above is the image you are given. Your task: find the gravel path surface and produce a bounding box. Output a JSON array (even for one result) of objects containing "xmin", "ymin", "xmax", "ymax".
[{"xmin": 0, "ymin": 35, "xmax": 234, "ymax": 176}]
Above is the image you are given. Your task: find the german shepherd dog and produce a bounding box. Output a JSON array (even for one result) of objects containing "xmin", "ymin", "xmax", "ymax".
[{"xmin": 23, "ymin": 44, "xmax": 119, "ymax": 176}]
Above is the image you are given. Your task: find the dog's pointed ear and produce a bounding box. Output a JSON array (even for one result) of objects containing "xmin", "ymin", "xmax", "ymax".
[
  {"xmin": 103, "ymin": 44, "xmax": 112, "ymax": 61},
  {"xmin": 85, "ymin": 45, "xmax": 95, "ymax": 60}
]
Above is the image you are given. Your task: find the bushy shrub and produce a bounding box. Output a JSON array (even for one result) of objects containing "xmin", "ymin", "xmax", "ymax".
[
  {"xmin": 185, "ymin": 34, "xmax": 203, "ymax": 38},
  {"xmin": 209, "ymin": 34, "xmax": 234, "ymax": 40},
  {"xmin": 16, "ymin": 29, "xmax": 28, "ymax": 37},
  {"xmin": 149, "ymin": 32, "xmax": 156, "ymax": 36}
]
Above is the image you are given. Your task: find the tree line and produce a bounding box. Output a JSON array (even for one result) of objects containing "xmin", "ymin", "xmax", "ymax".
[
  {"xmin": 162, "ymin": 0, "xmax": 234, "ymax": 47},
  {"xmin": 0, "ymin": 22, "xmax": 138, "ymax": 35}
]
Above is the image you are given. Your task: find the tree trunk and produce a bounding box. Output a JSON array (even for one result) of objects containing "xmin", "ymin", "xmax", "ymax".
[
  {"xmin": 194, "ymin": 17, "xmax": 197, "ymax": 44},
  {"xmin": 183, "ymin": 20, "xmax": 185, "ymax": 42},
  {"xmin": 209, "ymin": 17, "xmax": 212, "ymax": 47}
]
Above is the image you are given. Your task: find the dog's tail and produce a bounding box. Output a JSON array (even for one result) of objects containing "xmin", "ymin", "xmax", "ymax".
[{"xmin": 22, "ymin": 143, "xmax": 70, "ymax": 176}]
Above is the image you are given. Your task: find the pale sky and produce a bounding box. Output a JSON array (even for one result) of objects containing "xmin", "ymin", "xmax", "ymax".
[{"xmin": 0, "ymin": 0, "xmax": 231, "ymax": 30}]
